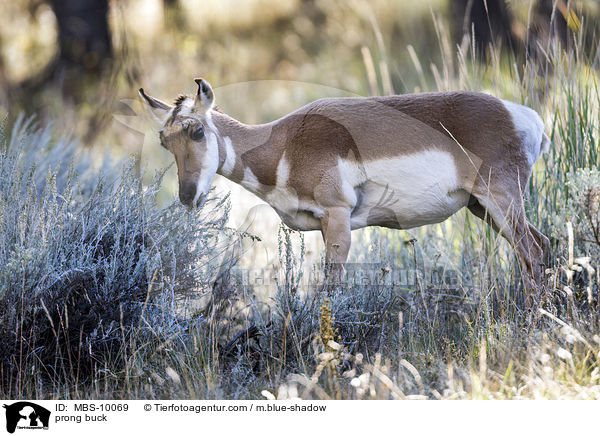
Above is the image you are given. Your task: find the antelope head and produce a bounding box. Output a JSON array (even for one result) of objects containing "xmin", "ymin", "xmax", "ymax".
[{"xmin": 139, "ymin": 78, "xmax": 218, "ymax": 208}]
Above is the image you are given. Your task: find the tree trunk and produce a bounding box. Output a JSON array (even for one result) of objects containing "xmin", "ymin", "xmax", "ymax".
[
  {"xmin": 451, "ymin": 0, "xmax": 517, "ymax": 55},
  {"xmin": 529, "ymin": 0, "xmax": 569, "ymax": 48},
  {"xmin": 50, "ymin": 0, "xmax": 112, "ymax": 77}
]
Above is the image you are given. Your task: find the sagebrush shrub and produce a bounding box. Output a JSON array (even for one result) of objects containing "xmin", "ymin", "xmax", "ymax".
[
  {"xmin": 0, "ymin": 117, "xmax": 232, "ymax": 393},
  {"xmin": 552, "ymin": 168, "xmax": 600, "ymax": 258}
]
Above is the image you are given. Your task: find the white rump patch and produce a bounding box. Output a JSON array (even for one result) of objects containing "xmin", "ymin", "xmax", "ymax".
[{"xmin": 501, "ymin": 100, "xmax": 546, "ymax": 167}]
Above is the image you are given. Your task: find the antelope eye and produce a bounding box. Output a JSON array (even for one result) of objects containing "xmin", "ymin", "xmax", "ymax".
[{"xmin": 189, "ymin": 126, "xmax": 204, "ymax": 141}]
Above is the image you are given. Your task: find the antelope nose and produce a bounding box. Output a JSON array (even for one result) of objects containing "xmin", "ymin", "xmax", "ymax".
[{"xmin": 179, "ymin": 182, "xmax": 197, "ymax": 206}]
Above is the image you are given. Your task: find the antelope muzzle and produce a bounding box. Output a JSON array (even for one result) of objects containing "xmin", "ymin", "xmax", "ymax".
[{"xmin": 178, "ymin": 181, "xmax": 198, "ymax": 207}]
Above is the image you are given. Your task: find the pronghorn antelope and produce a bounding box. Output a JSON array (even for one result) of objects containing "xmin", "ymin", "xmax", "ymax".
[{"xmin": 140, "ymin": 79, "xmax": 550, "ymax": 283}]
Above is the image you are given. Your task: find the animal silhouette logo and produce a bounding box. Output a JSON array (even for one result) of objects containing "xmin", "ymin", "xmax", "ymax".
[{"xmin": 2, "ymin": 402, "xmax": 50, "ymax": 433}]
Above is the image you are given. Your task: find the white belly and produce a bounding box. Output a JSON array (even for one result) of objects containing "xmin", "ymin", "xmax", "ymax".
[{"xmin": 341, "ymin": 151, "xmax": 470, "ymax": 229}]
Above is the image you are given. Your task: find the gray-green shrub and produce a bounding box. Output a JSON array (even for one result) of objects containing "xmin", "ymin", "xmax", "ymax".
[{"xmin": 0, "ymin": 117, "xmax": 231, "ymax": 395}]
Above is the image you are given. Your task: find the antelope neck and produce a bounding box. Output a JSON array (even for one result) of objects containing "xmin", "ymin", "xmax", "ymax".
[{"xmin": 210, "ymin": 110, "xmax": 280, "ymax": 195}]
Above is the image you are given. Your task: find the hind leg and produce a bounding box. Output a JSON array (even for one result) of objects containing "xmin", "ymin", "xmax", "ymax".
[
  {"xmin": 528, "ymin": 223, "xmax": 550, "ymax": 269},
  {"xmin": 468, "ymin": 191, "xmax": 545, "ymax": 287}
]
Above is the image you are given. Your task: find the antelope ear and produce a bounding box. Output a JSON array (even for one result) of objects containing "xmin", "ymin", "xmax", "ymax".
[
  {"xmin": 194, "ymin": 78, "xmax": 215, "ymax": 113},
  {"xmin": 138, "ymin": 88, "xmax": 173, "ymax": 123}
]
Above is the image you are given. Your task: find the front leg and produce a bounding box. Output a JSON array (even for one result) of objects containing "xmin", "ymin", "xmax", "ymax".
[{"xmin": 320, "ymin": 207, "xmax": 351, "ymax": 283}]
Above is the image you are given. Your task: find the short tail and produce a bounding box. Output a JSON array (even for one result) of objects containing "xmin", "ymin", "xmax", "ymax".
[{"xmin": 540, "ymin": 132, "xmax": 551, "ymax": 155}]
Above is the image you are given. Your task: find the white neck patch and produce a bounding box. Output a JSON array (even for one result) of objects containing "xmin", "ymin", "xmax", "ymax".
[
  {"xmin": 221, "ymin": 136, "xmax": 236, "ymax": 177},
  {"xmin": 194, "ymin": 131, "xmax": 220, "ymax": 203},
  {"xmin": 240, "ymin": 167, "xmax": 262, "ymax": 193},
  {"xmin": 275, "ymin": 152, "xmax": 290, "ymax": 186},
  {"xmin": 204, "ymin": 110, "xmax": 218, "ymax": 132}
]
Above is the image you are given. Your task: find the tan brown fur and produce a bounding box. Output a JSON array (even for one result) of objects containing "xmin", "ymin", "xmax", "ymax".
[
  {"xmin": 140, "ymin": 80, "xmax": 549, "ymax": 286},
  {"xmin": 209, "ymin": 93, "xmax": 528, "ymax": 203}
]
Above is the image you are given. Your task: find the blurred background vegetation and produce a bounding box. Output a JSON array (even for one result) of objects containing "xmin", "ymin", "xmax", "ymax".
[
  {"xmin": 1, "ymin": 0, "xmax": 597, "ymax": 142},
  {"xmin": 2, "ymin": 0, "xmax": 598, "ymax": 268}
]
